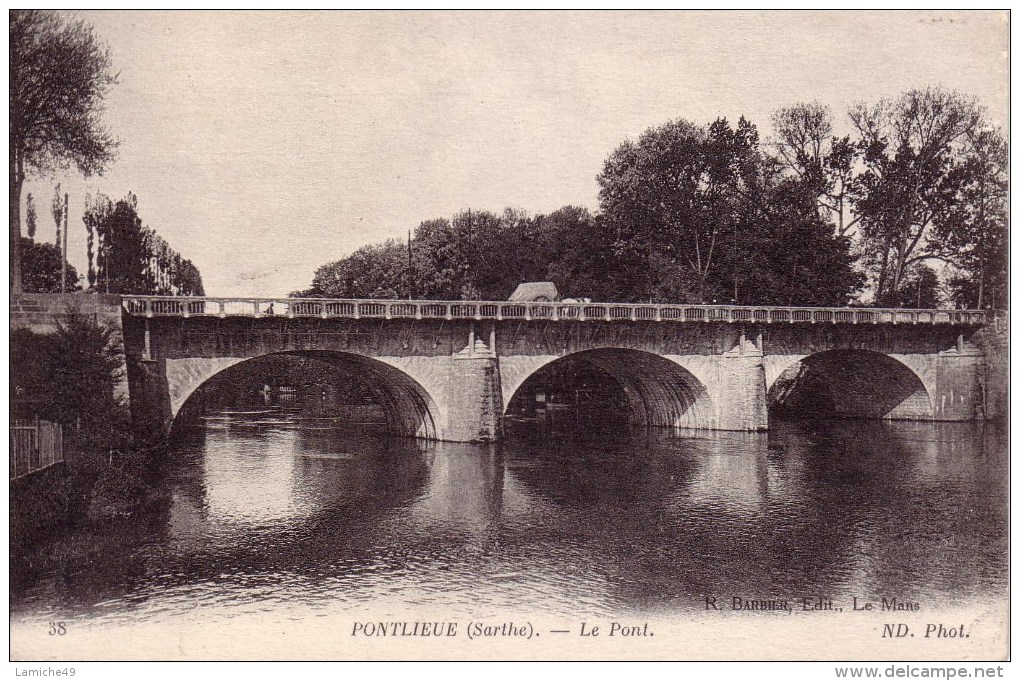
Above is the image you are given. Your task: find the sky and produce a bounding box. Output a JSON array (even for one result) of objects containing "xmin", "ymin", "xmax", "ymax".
[{"xmin": 21, "ymin": 10, "xmax": 1009, "ymax": 298}]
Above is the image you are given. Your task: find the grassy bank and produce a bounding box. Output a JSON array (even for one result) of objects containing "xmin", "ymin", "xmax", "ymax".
[{"xmin": 10, "ymin": 440, "xmax": 173, "ymax": 548}]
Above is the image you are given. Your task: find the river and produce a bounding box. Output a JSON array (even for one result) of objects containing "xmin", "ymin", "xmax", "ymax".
[{"xmin": 11, "ymin": 408, "xmax": 1007, "ymax": 636}]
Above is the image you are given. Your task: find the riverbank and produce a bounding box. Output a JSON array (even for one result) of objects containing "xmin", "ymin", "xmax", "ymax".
[
  {"xmin": 10, "ymin": 442, "xmax": 175, "ymax": 616},
  {"xmin": 10, "ymin": 441, "xmax": 172, "ymax": 548}
]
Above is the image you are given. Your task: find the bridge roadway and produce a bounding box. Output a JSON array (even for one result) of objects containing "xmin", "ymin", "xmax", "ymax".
[{"xmin": 106, "ymin": 295, "xmax": 991, "ymax": 443}]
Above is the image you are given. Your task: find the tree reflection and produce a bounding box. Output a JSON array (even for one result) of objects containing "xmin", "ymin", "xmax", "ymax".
[{"xmin": 502, "ymin": 419, "xmax": 1006, "ymax": 612}]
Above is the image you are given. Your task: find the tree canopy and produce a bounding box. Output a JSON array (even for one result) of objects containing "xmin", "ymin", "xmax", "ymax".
[
  {"xmin": 771, "ymin": 102, "xmax": 860, "ymax": 236},
  {"xmin": 848, "ymin": 87, "xmax": 987, "ymax": 306},
  {"xmin": 82, "ymin": 193, "xmax": 205, "ymax": 296},
  {"xmin": 295, "ymin": 88, "xmax": 1004, "ymax": 311},
  {"xmin": 11, "ymin": 312, "xmax": 124, "ymax": 427},
  {"xmin": 767, "ymin": 89, "xmax": 1006, "ymax": 310},
  {"xmin": 299, "ymin": 115, "xmax": 870, "ymax": 307},
  {"xmin": 596, "ymin": 116, "xmax": 862, "ymax": 305},
  {"xmin": 923, "ymin": 125, "xmax": 1007, "ymax": 310},
  {"xmin": 10, "ymin": 10, "xmax": 118, "ymax": 292},
  {"xmin": 18, "ymin": 236, "xmax": 80, "ymax": 293},
  {"xmin": 302, "ymin": 99, "xmax": 1007, "ymax": 309},
  {"xmin": 296, "ymin": 207, "xmax": 616, "ymax": 301}
]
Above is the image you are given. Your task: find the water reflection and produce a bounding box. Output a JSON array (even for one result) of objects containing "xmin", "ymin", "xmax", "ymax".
[{"xmin": 10, "ymin": 411, "xmax": 1007, "ymax": 624}]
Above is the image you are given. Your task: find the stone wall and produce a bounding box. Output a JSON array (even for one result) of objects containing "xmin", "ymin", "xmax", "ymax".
[
  {"xmin": 10, "ymin": 293, "xmax": 124, "ymax": 334},
  {"xmin": 715, "ymin": 353, "xmax": 769, "ymax": 431},
  {"xmin": 974, "ymin": 315, "xmax": 1009, "ymax": 423},
  {"xmin": 10, "ymin": 293, "xmax": 131, "ymax": 406},
  {"xmin": 932, "ymin": 351, "xmax": 985, "ymax": 421}
]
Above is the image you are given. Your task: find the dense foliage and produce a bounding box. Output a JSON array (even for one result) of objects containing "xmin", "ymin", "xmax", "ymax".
[
  {"xmin": 82, "ymin": 193, "xmax": 205, "ymax": 295},
  {"xmin": 11, "ymin": 312, "xmax": 160, "ymax": 539},
  {"xmin": 11, "ymin": 311, "xmax": 127, "ymax": 436},
  {"xmin": 848, "ymin": 88, "xmax": 994, "ymax": 307},
  {"xmin": 295, "ymin": 207, "xmax": 626, "ymax": 301},
  {"xmin": 297, "ymin": 87, "xmax": 1004, "ymax": 310},
  {"xmin": 596, "ymin": 116, "xmax": 862, "ymax": 305},
  {"xmin": 297, "ymin": 121, "xmax": 864, "ymax": 306},
  {"xmin": 18, "ymin": 237, "xmax": 80, "ymax": 293}
]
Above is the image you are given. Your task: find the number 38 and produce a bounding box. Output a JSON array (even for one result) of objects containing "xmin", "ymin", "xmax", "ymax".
[{"xmin": 48, "ymin": 621, "xmax": 67, "ymax": 636}]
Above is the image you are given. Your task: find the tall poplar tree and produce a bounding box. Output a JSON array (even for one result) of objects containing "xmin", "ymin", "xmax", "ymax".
[{"xmin": 10, "ymin": 10, "xmax": 117, "ymax": 292}]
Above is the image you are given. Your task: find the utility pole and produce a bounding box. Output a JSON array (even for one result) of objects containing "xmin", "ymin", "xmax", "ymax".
[
  {"xmin": 465, "ymin": 208, "xmax": 472, "ymax": 297},
  {"xmin": 407, "ymin": 229, "xmax": 412, "ymax": 300},
  {"xmin": 104, "ymin": 232, "xmax": 110, "ymax": 294},
  {"xmin": 60, "ymin": 192, "xmax": 68, "ymax": 293}
]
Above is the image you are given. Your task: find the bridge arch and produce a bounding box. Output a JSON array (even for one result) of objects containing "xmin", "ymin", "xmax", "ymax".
[
  {"xmin": 503, "ymin": 348, "xmax": 716, "ymax": 430},
  {"xmin": 768, "ymin": 349, "xmax": 933, "ymax": 421},
  {"xmin": 168, "ymin": 350, "xmax": 441, "ymax": 439}
]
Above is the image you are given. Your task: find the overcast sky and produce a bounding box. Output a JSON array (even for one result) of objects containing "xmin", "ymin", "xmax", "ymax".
[{"xmin": 23, "ymin": 10, "xmax": 1009, "ymax": 297}]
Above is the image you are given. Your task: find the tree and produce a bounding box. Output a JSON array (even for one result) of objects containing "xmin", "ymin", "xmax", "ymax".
[
  {"xmin": 308, "ymin": 239, "xmax": 408, "ymax": 299},
  {"xmin": 19, "ymin": 236, "xmax": 80, "ymax": 293},
  {"xmin": 419, "ymin": 207, "xmax": 563, "ymax": 300},
  {"xmin": 51, "ymin": 183, "xmax": 63, "ymax": 248},
  {"xmin": 928, "ymin": 127, "xmax": 1008, "ymax": 310},
  {"xmin": 11, "ymin": 309, "xmax": 126, "ymax": 446},
  {"xmin": 597, "ymin": 116, "xmax": 861, "ymax": 305},
  {"xmin": 86, "ymin": 193, "xmax": 146, "ymax": 293},
  {"xmin": 82, "ymin": 192, "xmax": 110, "ymax": 289},
  {"xmin": 849, "ymin": 87, "xmax": 983, "ymax": 302},
  {"xmin": 460, "ymin": 208, "xmax": 542, "ymax": 300},
  {"xmin": 82, "ymin": 192, "xmax": 204, "ymax": 295},
  {"xmin": 598, "ymin": 119, "xmax": 730, "ymax": 301},
  {"xmin": 743, "ymin": 179, "xmax": 864, "ymax": 306},
  {"xmin": 297, "ymin": 206, "xmax": 606, "ymax": 301},
  {"xmin": 531, "ymin": 207, "xmax": 621, "ymax": 300},
  {"xmin": 415, "ymin": 211, "xmax": 489, "ymax": 299},
  {"xmin": 876, "ymin": 264, "xmax": 942, "ymax": 309},
  {"xmin": 10, "ymin": 10, "xmax": 118, "ymax": 292},
  {"xmin": 771, "ymin": 102, "xmax": 861, "ymax": 236}
]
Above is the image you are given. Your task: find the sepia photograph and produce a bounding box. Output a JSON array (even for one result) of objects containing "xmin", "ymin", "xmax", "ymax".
[{"xmin": 8, "ymin": 10, "xmax": 1009, "ymax": 667}]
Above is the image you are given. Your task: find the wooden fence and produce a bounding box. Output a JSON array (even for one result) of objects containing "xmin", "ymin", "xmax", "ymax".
[{"xmin": 10, "ymin": 417, "xmax": 65, "ymax": 480}]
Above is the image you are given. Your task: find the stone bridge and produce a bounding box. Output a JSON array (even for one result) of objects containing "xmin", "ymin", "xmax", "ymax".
[{"xmin": 109, "ymin": 296, "xmax": 990, "ymax": 442}]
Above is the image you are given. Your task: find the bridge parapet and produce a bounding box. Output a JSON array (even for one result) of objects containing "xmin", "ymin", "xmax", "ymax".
[{"xmin": 122, "ymin": 296, "xmax": 986, "ymax": 326}]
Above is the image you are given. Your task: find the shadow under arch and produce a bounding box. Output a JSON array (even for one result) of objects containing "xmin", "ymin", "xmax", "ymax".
[
  {"xmin": 769, "ymin": 349, "xmax": 933, "ymax": 420},
  {"xmin": 505, "ymin": 348, "xmax": 715, "ymax": 430},
  {"xmin": 170, "ymin": 350, "xmax": 440, "ymax": 440}
]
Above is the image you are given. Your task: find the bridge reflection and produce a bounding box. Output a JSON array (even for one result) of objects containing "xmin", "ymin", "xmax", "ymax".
[
  {"xmin": 13, "ymin": 413, "xmax": 1004, "ymax": 620},
  {"xmin": 502, "ymin": 420, "xmax": 1003, "ymax": 610}
]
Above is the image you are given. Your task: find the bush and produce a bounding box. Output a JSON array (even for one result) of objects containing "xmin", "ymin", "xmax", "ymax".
[{"xmin": 11, "ymin": 309, "xmax": 164, "ymax": 540}]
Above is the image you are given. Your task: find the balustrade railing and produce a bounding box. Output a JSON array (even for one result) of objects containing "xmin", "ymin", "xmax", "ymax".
[{"xmin": 121, "ymin": 296, "xmax": 986, "ymax": 326}]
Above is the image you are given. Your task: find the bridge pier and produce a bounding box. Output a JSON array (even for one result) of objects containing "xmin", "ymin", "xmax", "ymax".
[
  {"xmin": 931, "ymin": 341, "xmax": 985, "ymax": 421},
  {"xmin": 127, "ymin": 358, "xmax": 173, "ymax": 443},
  {"xmin": 444, "ymin": 331, "xmax": 503, "ymax": 442},
  {"xmin": 715, "ymin": 331, "xmax": 768, "ymax": 431}
]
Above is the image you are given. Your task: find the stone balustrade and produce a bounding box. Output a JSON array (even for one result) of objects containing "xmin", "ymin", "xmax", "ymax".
[{"xmin": 122, "ymin": 296, "xmax": 986, "ymax": 326}]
